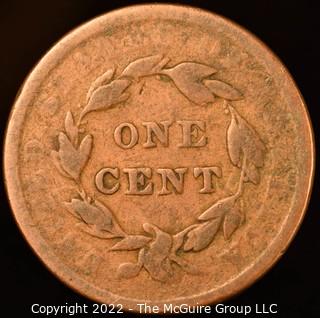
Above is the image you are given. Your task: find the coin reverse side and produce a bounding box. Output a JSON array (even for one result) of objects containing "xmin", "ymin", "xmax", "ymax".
[{"xmin": 4, "ymin": 4, "xmax": 314, "ymax": 310}]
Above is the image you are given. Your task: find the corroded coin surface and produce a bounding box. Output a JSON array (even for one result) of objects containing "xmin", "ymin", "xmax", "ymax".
[{"xmin": 4, "ymin": 4, "xmax": 314, "ymax": 311}]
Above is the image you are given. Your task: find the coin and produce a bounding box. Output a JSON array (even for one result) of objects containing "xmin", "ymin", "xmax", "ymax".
[{"xmin": 4, "ymin": 4, "xmax": 314, "ymax": 311}]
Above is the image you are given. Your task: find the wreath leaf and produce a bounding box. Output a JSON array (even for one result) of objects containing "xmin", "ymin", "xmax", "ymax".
[
  {"xmin": 229, "ymin": 106, "xmax": 266, "ymax": 168},
  {"xmin": 76, "ymin": 223, "xmax": 121, "ymax": 239},
  {"xmin": 80, "ymin": 79, "xmax": 131, "ymax": 120},
  {"xmin": 161, "ymin": 62, "xmax": 216, "ymax": 105},
  {"xmin": 204, "ymin": 80, "xmax": 243, "ymax": 100},
  {"xmin": 244, "ymin": 162, "xmax": 260, "ymax": 185},
  {"xmin": 177, "ymin": 82, "xmax": 215, "ymax": 105},
  {"xmin": 58, "ymin": 132, "xmax": 83, "ymax": 180},
  {"xmin": 65, "ymin": 111, "xmax": 78, "ymax": 146},
  {"xmin": 165, "ymin": 62, "xmax": 217, "ymax": 79},
  {"xmin": 223, "ymin": 208, "xmax": 242, "ymax": 240},
  {"xmin": 65, "ymin": 198, "xmax": 113, "ymax": 231},
  {"xmin": 86, "ymin": 68, "xmax": 115, "ymax": 103},
  {"xmin": 56, "ymin": 132, "xmax": 92, "ymax": 181},
  {"xmin": 79, "ymin": 134, "xmax": 92, "ymax": 161},
  {"xmin": 227, "ymin": 106, "xmax": 266, "ymax": 184},
  {"xmin": 183, "ymin": 218, "xmax": 221, "ymax": 252},
  {"xmin": 121, "ymin": 54, "xmax": 165, "ymax": 79},
  {"xmin": 227, "ymin": 110, "xmax": 242, "ymax": 167},
  {"xmin": 239, "ymin": 122, "xmax": 265, "ymax": 169},
  {"xmin": 50, "ymin": 150, "xmax": 70, "ymax": 178},
  {"xmin": 117, "ymin": 262, "xmax": 142, "ymax": 279},
  {"xmin": 93, "ymin": 200, "xmax": 125, "ymax": 237},
  {"xmin": 198, "ymin": 194, "xmax": 238, "ymax": 221},
  {"xmin": 110, "ymin": 235, "xmax": 151, "ymax": 251},
  {"xmin": 171, "ymin": 225, "xmax": 198, "ymax": 253}
]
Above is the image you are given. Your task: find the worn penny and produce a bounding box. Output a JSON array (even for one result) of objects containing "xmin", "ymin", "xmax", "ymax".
[{"xmin": 4, "ymin": 4, "xmax": 314, "ymax": 311}]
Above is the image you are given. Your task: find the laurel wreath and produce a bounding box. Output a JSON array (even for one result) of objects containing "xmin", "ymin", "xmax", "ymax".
[{"xmin": 50, "ymin": 55, "xmax": 266, "ymax": 281}]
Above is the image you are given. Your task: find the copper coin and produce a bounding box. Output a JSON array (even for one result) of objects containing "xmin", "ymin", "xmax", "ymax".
[{"xmin": 4, "ymin": 4, "xmax": 314, "ymax": 312}]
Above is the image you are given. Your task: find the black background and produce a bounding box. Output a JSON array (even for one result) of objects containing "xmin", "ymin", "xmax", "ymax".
[{"xmin": 0, "ymin": 0, "xmax": 319, "ymax": 317}]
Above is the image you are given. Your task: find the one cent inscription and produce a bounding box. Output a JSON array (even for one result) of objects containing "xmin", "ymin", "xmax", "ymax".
[
  {"xmin": 4, "ymin": 4, "xmax": 314, "ymax": 311},
  {"xmin": 113, "ymin": 120, "xmax": 208, "ymax": 149},
  {"xmin": 96, "ymin": 120, "xmax": 219, "ymax": 195}
]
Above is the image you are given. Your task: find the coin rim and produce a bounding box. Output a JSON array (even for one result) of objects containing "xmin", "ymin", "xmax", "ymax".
[{"xmin": 3, "ymin": 3, "xmax": 315, "ymax": 311}]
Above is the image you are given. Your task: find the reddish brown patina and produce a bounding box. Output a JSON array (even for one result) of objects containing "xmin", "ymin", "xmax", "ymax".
[{"xmin": 4, "ymin": 4, "xmax": 314, "ymax": 311}]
